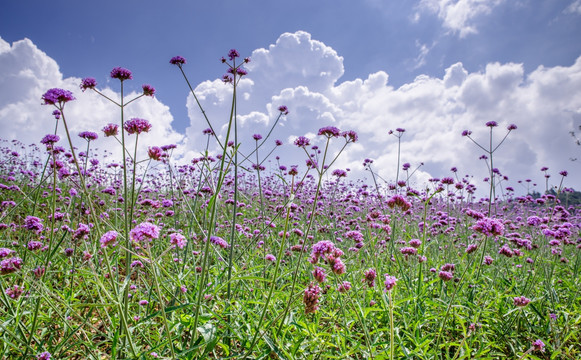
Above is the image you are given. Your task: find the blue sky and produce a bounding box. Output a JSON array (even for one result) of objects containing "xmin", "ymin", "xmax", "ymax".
[{"xmin": 1, "ymin": 0, "xmax": 581, "ymax": 196}]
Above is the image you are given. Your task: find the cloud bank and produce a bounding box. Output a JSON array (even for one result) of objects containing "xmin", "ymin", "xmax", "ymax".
[{"xmin": 1, "ymin": 32, "xmax": 580, "ymax": 198}]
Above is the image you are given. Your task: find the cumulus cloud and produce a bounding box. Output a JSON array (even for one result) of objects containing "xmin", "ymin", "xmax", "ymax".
[
  {"xmin": 566, "ymin": 0, "xmax": 581, "ymax": 14},
  {"xmin": 2, "ymin": 32, "xmax": 580, "ymax": 198},
  {"xmin": 183, "ymin": 31, "xmax": 581, "ymax": 197},
  {"xmin": 0, "ymin": 36, "xmax": 184, "ymax": 163},
  {"xmin": 417, "ymin": 0, "xmax": 505, "ymax": 37}
]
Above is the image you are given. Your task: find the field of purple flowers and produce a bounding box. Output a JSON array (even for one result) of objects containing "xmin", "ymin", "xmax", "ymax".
[{"xmin": 1, "ymin": 50, "xmax": 580, "ymax": 360}]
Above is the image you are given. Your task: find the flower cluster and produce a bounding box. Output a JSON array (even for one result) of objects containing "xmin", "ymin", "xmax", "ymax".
[
  {"xmin": 110, "ymin": 67, "xmax": 132, "ymax": 81},
  {"xmin": 42, "ymin": 88, "xmax": 75, "ymax": 106},
  {"xmin": 169, "ymin": 233, "xmax": 187, "ymax": 249},
  {"xmin": 513, "ymin": 296, "xmax": 531, "ymax": 307},
  {"xmin": 308, "ymin": 240, "xmax": 346, "ymax": 275},
  {"xmin": 100, "ymin": 230, "xmax": 119, "ymax": 248},
  {"xmin": 473, "ymin": 217, "xmax": 504, "ymax": 237},
  {"xmin": 124, "ymin": 118, "xmax": 152, "ymax": 135},
  {"xmin": 384, "ymin": 274, "xmax": 397, "ymax": 292},
  {"xmin": 130, "ymin": 222, "xmax": 160, "ymax": 246},
  {"xmin": 303, "ymin": 282, "xmax": 321, "ymax": 314}
]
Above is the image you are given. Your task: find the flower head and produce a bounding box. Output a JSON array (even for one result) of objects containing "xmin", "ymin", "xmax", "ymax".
[
  {"xmin": 110, "ymin": 67, "xmax": 132, "ymax": 81},
  {"xmin": 130, "ymin": 222, "xmax": 160, "ymax": 245},
  {"xmin": 169, "ymin": 233, "xmax": 187, "ymax": 249},
  {"xmin": 294, "ymin": 136, "xmax": 310, "ymax": 148},
  {"xmin": 142, "ymin": 84, "xmax": 155, "ymax": 97},
  {"xmin": 148, "ymin": 146, "xmax": 166, "ymax": 161},
  {"xmin": 341, "ymin": 130, "xmax": 358, "ymax": 143},
  {"xmin": 486, "ymin": 121, "xmax": 498, "ymax": 127},
  {"xmin": 80, "ymin": 77, "xmax": 97, "ymax": 91},
  {"xmin": 79, "ymin": 131, "xmax": 98, "ymax": 141},
  {"xmin": 42, "ymin": 88, "xmax": 75, "ymax": 106},
  {"xmin": 384, "ymin": 274, "xmax": 397, "ymax": 292},
  {"xmin": 318, "ymin": 126, "xmax": 341, "ymax": 138},
  {"xmin": 37, "ymin": 352, "xmax": 51, "ymax": 360},
  {"xmin": 100, "ymin": 231, "xmax": 118, "ymax": 248},
  {"xmin": 228, "ymin": 49, "xmax": 240, "ymax": 60},
  {"xmin": 532, "ymin": 339, "xmax": 545, "ymax": 352},
  {"xmin": 507, "ymin": 124, "xmax": 517, "ymax": 130},
  {"xmin": 253, "ymin": 134, "xmax": 262, "ymax": 141},
  {"xmin": 303, "ymin": 283, "xmax": 321, "ymax": 314},
  {"xmin": 102, "ymin": 123, "xmax": 119, "ymax": 137},
  {"xmin": 278, "ymin": 105, "xmax": 289, "ymax": 115},
  {"xmin": 40, "ymin": 134, "xmax": 60, "ymax": 147},
  {"xmin": 170, "ymin": 56, "xmax": 186, "ymax": 65},
  {"xmin": 124, "ymin": 118, "xmax": 152, "ymax": 135},
  {"xmin": 461, "ymin": 130, "xmax": 472, "ymax": 136}
]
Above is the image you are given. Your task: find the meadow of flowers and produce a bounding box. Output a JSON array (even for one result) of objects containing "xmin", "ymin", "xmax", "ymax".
[{"xmin": 0, "ymin": 49, "xmax": 579, "ymax": 360}]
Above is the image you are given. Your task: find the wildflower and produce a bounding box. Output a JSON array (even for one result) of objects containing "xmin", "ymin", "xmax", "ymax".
[
  {"xmin": 170, "ymin": 56, "xmax": 186, "ymax": 65},
  {"xmin": 387, "ymin": 194, "xmax": 412, "ymax": 211},
  {"xmin": 400, "ymin": 247, "xmax": 417, "ymax": 256},
  {"xmin": 100, "ymin": 230, "xmax": 118, "ymax": 248},
  {"xmin": 0, "ymin": 248, "xmax": 15, "ymax": 258},
  {"xmin": 169, "ymin": 233, "xmax": 187, "ymax": 249},
  {"xmin": 228, "ymin": 49, "xmax": 240, "ymax": 60},
  {"xmin": 507, "ymin": 124, "xmax": 517, "ymax": 130},
  {"xmin": 303, "ymin": 283, "xmax": 321, "ymax": 314},
  {"xmin": 318, "ymin": 126, "xmax": 341, "ymax": 138},
  {"xmin": 139, "ymin": 300, "xmax": 149, "ymax": 306},
  {"xmin": 42, "ymin": 88, "xmax": 75, "ymax": 106},
  {"xmin": 513, "ymin": 296, "xmax": 531, "ymax": 307},
  {"xmin": 27, "ymin": 241, "xmax": 44, "ymax": 251},
  {"xmin": 461, "ymin": 130, "xmax": 472, "ymax": 136},
  {"xmin": 40, "ymin": 134, "xmax": 60, "ymax": 147},
  {"xmin": 73, "ymin": 223, "xmax": 91, "ymax": 241},
  {"xmin": 236, "ymin": 68, "xmax": 247, "ymax": 76},
  {"xmin": 409, "ymin": 239, "xmax": 422, "ymax": 248},
  {"xmin": 275, "ymin": 139, "xmax": 283, "ymax": 146},
  {"xmin": 142, "ymin": 84, "xmax": 155, "ymax": 97},
  {"xmin": 363, "ymin": 268, "xmax": 377, "ymax": 287},
  {"xmin": 338, "ymin": 281, "xmax": 351, "ymax": 293},
  {"xmin": 384, "ymin": 274, "xmax": 397, "ymax": 292},
  {"xmin": 466, "ymin": 244, "xmax": 478, "ymax": 254},
  {"xmin": 532, "ymin": 339, "xmax": 545, "ymax": 352},
  {"xmin": 439, "ymin": 271, "xmax": 453, "ymax": 281},
  {"xmin": 341, "ymin": 130, "xmax": 358, "ymax": 143},
  {"xmin": 148, "ymin": 146, "xmax": 165, "ymax": 161},
  {"xmin": 483, "ymin": 256, "xmax": 494, "ymax": 265},
  {"xmin": 131, "ymin": 260, "xmax": 144, "ymax": 268},
  {"xmin": 124, "ymin": 118, "xmax": 152, "ymax": 135},
  {"xmin": 24, "ymin": 216, "xmax": 44, "ymax": 232},
  {"xmin": 209, "ymin": 236, "xmax": 229, "ymax": 249},
  {"xmin": 278, "ymin": 105, "xmax": 289, "ymax": 115},
  {"xmin": 312, "ymin": 267, "xmax": 326, "ymax": 282},
  {"xmin": 253, "ymin": 134, "xmax": 263, "ymax": 141},
  {"xmin": 294, "ymin": 136, "xmax": 310, "ymax": 148},
  {"xmin": 1, "ymin": 257, "xmax": 23, "ymax": 275},
  {"xmin": 37, "ymin": 352, "xmax": 51, "ymax": 360},
  {"xmin": 485, "ymin": 121, "xmax": 498, "ymax": 127},
  {"xmin": 5, "ymin": 284, "xmax": 24, "ymax": 299},
  {"xmin": 80, "ymin": 77, "xmax": 97, "ymax": 91},
  {"xmin": 79, "ymin": 131, "xmax": 98, "ymax": 141},
  {"xmin": 559, "ymin": 170, "xmax": 568, "ymax": 177},
  {"xmin": 473, "ymin": 217, "xmax": 504, "ymax": 237},
  {"xmin": 102, "ymin": 123, "xmax": 119, "ymax": 137},
  {"xmin": 52, "ymin": 110, "xmax": 61, "ymax": 119},
  {"xmin": 130, "ymin": 222, "xmax": 160, "ymax": 245},
  {"xmin": 265, "ymin": 254, "xmax": 276, "ymax": 262},
  {"xmin": 332, "ymin": 169, "xmax": 347, "ymax": 177},
  {"xmin": 110, "ymin": 67, "xmax": 132, "ymax": 81}
]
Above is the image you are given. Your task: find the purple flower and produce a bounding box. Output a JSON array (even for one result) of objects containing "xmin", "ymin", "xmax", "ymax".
[
  {"xmin": 384, "ymin": 274, "xmax": 397, "ymax": 292},
  {"xmin": 513, "ymin": 296, "xmax": 531, "ymax": 307},
  {"xmin": 42, "ymin": 88, "xmax": 75, "ymax": 106},
  {"xmin": 332, "ymin": 169, "xmax": 347, "ymax": 178},
  {"xmin": 0, "ymin": 248, "xmax": 15, "ymax": 258},
  {"xmin": 461, "ymin": 130, "xmax": 472, "ymax": 136},
  {"xmin": 236, "ymin": 68, "xmax": 247, "ymax": 76},
  {"xmin": 275, "ymin": 139, "xmax": 283, "ymax": 146},
  {"xmin": 5, "ymin": 284, "xmax": 24, "ymax": 299},
  {"xmin": 148, "ymin": 146, "xmax": 165, "ymax": 161},
  {"xmin": 1, "ymin": 257, "xmax": 23, "ymax": 275},
  {"xmin": 80, "ymin": 77, "xmax": 97, "ymax": 91},
  {"xmin": 265, "ymin": 254, "xmax": 276, "ymax": 262},
  {"xmin": 486, "ymin": 121, "xmax": 498, "ymax": 127},
  {"xmin": 532, "ymin": 339, "xmax": 545, "ymax": 352},
  {"xmin": 278, "ymin": 105, "xmax": 289, "ymax": 115},
  {"xmin": 209, "ymin": 236, "xmax": 229, "ymax": 249},
  {"xmin": 130, "ymin": 222, "xmax": 160, "ymax": 244},
  {"xmin": 52, "ymin": 110, "xmax": 61, "ymax": 119},
  {"xmin": 27, "ymin": 241, "xmax": 44, "ymax": 251},
  {"xmin": 294, "ymin": 136, "xmax": 310, "ymax": 148},
  {"xmin": 40, "ymin": 134, "xmax": 60, "ymax": 146},
  {"xmin": 37, "ymin": 352, "xmax": 51, "ymax": 360},
  {"xmin": 142, "ymin": 84, "xmax": 155, "ymax": 97},
  {"xmin": 338, "ymin": 281, "xmax": 352, "ymax": 293},
  {"xmin": 124, "ymin": 118, "xmax": 152, "ymax": 135},
  {"xmin": 110, "ymin": 67, "xmax": 132, "ymax": 81},
  {"xmin": 170, "ymin": 56, "xmax": 186, "ymax": 65},
  {"xmin": 318, "ymin": 126, "xmax": 341, "ymax": 138},
  {"xmin": 139, "ymin": 300, "xmax": 149, "ymax": 306},
  {"xmin": 483, "ymin": 256, "xmax": 494, "ymax": 265},
  {"xmin": 102, "ymin": 123, "xmax": 119, "ymax": 137},
  {"xmin": 100, "ymin": 230, "xmax": 119, "ymax": 248},
  {"xmin": 439, "ymin": 271, "xmax": 453, "ymax": 281},
  {"xmin": 253, "ymin": 134, "xmax": 263, "ymax": 141},
  {"xmin": 24, "ymin": 216, "xmax": 44, "ymax": 232},
  {"xmin": 228, "ymin": 49, "xmax": 240, "ymax": 60},
  {"xmin": 312, "ymin": 267, "xmax": 326, "ymax": 283},
  {"xmin": 473, "ymin": 217, "xmax": 504, "ymax": 237},
  {"xmin": 79, "ymin": 131, "xmax": 98, "ymax": 141},
  {"xmin": 507, "ymin": 124, "xmax": 517, "ymax": 130},
  {"xmin": 341, "ymin": 130, "xmax": 358, "ymax": 143},
  {"xmin": 169, "ymin": 233, "xmax": 187, "ymax": 249},
  {"xmin": 363, "ymin": 268, "xmax": 377, "ymax": 287},
  {"xmin": 303, "ymin": 283, "xmax": 321, "ymax": 314},
  {"xmin": 396, "ymin": 128, "xmax": 405, "ymax": 133},
  {"xmin": 559, "ymin": 170, "xmax": 568, "ymax": 177}
]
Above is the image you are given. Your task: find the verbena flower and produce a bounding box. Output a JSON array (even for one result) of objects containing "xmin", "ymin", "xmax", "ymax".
[
  {"xmin": 124, "ymin": 118, "xmax": 152, "ymax": 135},
  {"xmin": 312, "ymin": 267, "xmax": 326, "ymax": 283},
  {"xmin": 363, "ymin": 268, "xmax": 377, "ymax": 287},
  {"xmin": 5, "ymin": 284, "xmax": 24, "ymax": 299},
  {"xmin": 338, "ymin": 281, "xmax": 351, "ymax": 293},
  {"xmin": 318, "ymin": 126, "xmax": 341, "ymax": 138},
  {"xmin": 265, "ymin": 254, "xmax": 276, "ymax": 262},
  {"xmin": 80, "ymin": 77, "xmax": 97, "ymax": 91},
  {"xmin": 42, "ymin": 88, "xmax": 75, "ymax": 106},
  {"xmin": 102, "ymin": 123, "xmax": 119, "ymax": 137},
  {"xmin": 532, "ymin": 339, "xmax": 545, "ymax": 352},
  {"xmin": 110, "ymin": 67, "xmax": 132, "ymax": 81},
  {"xmin": 303, "ymin": 282, "xmax": 321, "ymax": 314},
  {"xmin": 40, "ymin": 134, "xmax": 60, "ymax": 147},
  {"xmin": 170, "ymin": 56, "xmax": 186, "ymax": 65},
  {"xmin": 142, "ymin": 84, "xmax": 155, "ymax": 97},
  {"xmin": 294, "ymin": 136, "xmax": 310, "ymax": 148},
  {"xmin": 278, "ymin": 105, "xmax": 289, "ymax": 115},
  {"xmin": 79, "ymin": 131, "xmax": 98, "ymax": 141},
  {"xmin": 209, "ymin": 236, "xmax": 229, "ymax": 249},
  {"xmin": 37, "ymin": 352, "xmax": 51, "ymax": 360},
  {"xmin": 228, "ymin": 49, "xmax": 240, "ymax": 60},
  {"xmin": 100, "ymin": 230, "xmax": 118, "ymax": 248},
  {"xmin": 384, "ymin": 274, "xmax": 397, "ymax": 292},
  {"xmin": 169, "ymin": 233, "xmax": 187, "ymax": 249},
  {"xmin": 1, "ymin": 257, "xmax": 23, "ymax": 275},
  {"xmin": 473, "ymin": 217, "xmax": 504, "ymax": 236},
  {"xmin": 130, "ymin": 222, "xmax": 160, "ymax": 245},
  {"xmin": 513, "ymin": 296, "xmax": 531, "ymax": 307},
  {"xmin": 253, "ymin": 134, "xmax": 262, "ymax": 141},
  {"xmin": 148, "ymin": 146, "xmax": 165, "ymax": 161}
]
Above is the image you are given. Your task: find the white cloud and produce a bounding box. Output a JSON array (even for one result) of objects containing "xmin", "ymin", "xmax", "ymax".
[
  {"xmin": 0, "ymin": 37, "xmax": 184, "ymax": 163},
  {"xmin": 2, "ymin": 33, "xmax": 580, "ymax": 198},
  {"xmin": 418, "ymin": 0, "xmax": 505, "ymax": 37},
  {"xmin": 566, "ymin": 0, "xmax": 581, "ymax": 14}
]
